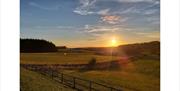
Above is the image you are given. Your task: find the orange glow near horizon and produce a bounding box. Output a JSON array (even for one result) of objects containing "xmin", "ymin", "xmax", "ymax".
[
  {"xmin": 53, "ymin": 35, "xmax": 130, "ymax": 48},
  {"xmin": 110, "ymin": 37, "xmax": 119, "ymax": 47}
]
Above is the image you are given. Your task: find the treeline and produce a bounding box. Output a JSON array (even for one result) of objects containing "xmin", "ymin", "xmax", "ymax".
[{"xmin": 20, "ymin": 39, "xmax": 58, "ymax": 52}]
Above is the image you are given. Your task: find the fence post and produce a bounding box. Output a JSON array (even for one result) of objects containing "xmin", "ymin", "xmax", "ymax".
[
  {"xmin": 61, "ymin": 73, "xmax": 63, "ymax": 83},
  {"xmin": 110, "ymin": 87, "xmax": 113, "ymax": 91},
  {"xmin": 51, "ymin": 70, "xmax": 54, "ymax": 79},
  {"xmin": 89, "ymin": 81, "xmax": 92, "ymax": 91},
  {"xmin": 73, "ymin": 77, "xmax": 76, "ymax": 88},
  {"xmin": 34, "ymin": 66, "xmax": 37, "ymax": 72}
]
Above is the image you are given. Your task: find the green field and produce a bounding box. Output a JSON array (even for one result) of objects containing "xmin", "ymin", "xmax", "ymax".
[
  {"xmin": 20, "ymin": 68, "xmax": 75, "ymax": 91},
  {"xmin": 21, "ymin": 53, "xmax": 118, "ymax": 64},
  {"xmin": 61, "ymin": 59, "xmax": 160, "ymax": 91},
  {"xmin": 20, "ymin": 53, "xmax": 160, "ymax": 91}
]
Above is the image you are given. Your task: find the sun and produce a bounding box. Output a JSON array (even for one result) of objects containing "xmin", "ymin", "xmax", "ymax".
[{"xmin": 111, "ymin": 37, "xmax": 117, "ymax": 47}]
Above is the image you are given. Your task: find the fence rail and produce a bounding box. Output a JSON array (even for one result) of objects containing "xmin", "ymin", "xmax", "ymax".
[{"xmin": 21, "ymin": 65, "xmax": 122, "ymax": 91}]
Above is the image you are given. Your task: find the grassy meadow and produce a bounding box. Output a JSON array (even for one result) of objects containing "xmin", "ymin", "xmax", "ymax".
[
  {"xmin": 20, "ymin": 51, "xmax": 160, "ymax": 91},
  {"xmin": 20, "ymin": 52, "xmax": 118, "ymax": 64},
  {"xmin": 20, "ymin": 67, "xmax": 75, "ymax": 91},
  {"xmin": 61, "ymin": 59, "xmax": 160, "ymax": 91}
]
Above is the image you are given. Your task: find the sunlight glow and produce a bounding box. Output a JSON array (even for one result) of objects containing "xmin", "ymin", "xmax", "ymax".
[{"xmin": 111, "ymin": 37, "xmax": 117, "ymax": 47}]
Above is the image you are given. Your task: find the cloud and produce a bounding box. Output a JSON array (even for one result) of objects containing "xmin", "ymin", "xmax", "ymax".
[
  {"xmin": 111, "ymin": 0, "xmax": 159, "ymax": 15},
  {"xmin": 79, "ymin": 0, "xmax": 96, "ymax": 6},
  {"xmin": 147, "ymin": 33, "xmax": 159, "ymax": 38},
  {"xmin": 29, "ymin": 2, "xmax": 61, "ymax": 10},
  {"xmin": 146, "ymin": 16, "xmax": 160, "ymax": 24},
  {"xmin": 115, "ymin": 0, "xmax": 157, "ymax": 3},
  {"xmin": 142, "ymin": 1, "xmax": 160, "ymax": 15},
  {"xmin": 143, "ymin": 9, "xmax": 159, "ymax": 15},
  {"xmin": 73, "ymin": 0, "xmax": 160, "ymax": 27},
  {"xmin": 73, "ymin": 0, "xmax": 159, "ymax": 34},
  {"xmin": 111, "ymin": 6, "xmax": 141, "ymax": 15},
  {"xmin": 84, "ymin": 24, "xmax": 90, "ymax": 30},
  {"xmin": 73, "ymin": 0, "xmax": 158, "ymax": 15},
  {"xmin": 73, "ymin": 10, "xmax": 94, "ymax": 15},
  {"xmin": 100, "ymin": 15, "xmax": 121, "ymax": 24},
  {"xmin": 144, "ymin": 0, "xmax": 160, "ymax": 9},
  {"xmin": 134, "ymin": 31, "xmax": 160, "ymax": 38},
  {"xmin": 83, "ymin": 24, "xmax": 122, "ymax": 37},
  {"xmin": 73, "ymin": 0, "xmax": 110, "ymax": 16},
  {"xmin": 87, "ymin": 27, "xmax": 119, "ymax": 33},
  {"xmin": 97, "ymin": 9, "xmax": 110, "ymax": 15},
  {"xmin": 121, "ymin": 7, "xmax": 140, "ymax": 14},
  {"xmin": 82, "ymin": 24, "xmax": 130, "ymax": 43},
  {"xmin": 73, "ymin": 0, "xmax": 96, "ymax": 15}
]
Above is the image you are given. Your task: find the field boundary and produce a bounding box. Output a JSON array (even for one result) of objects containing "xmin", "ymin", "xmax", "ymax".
[
  {"xmin": 21, "ymin": 65, "xmax": 122, "ymax": 91},
  {"xmin": 20, "ymin": 59, "xmax": 129, "ymax": 70}
]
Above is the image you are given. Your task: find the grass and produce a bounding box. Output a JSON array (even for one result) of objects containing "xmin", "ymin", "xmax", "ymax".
[
  {"xmin": 20, "ymin": 53, "xmax": 118, "ymax": 64},
  {"xmin": 20, "ymin": 67, "xmax": 75, "ymax": 91},
  {"xmin": 20, "ymin": 53, "xmax": 160, "ymax": 91},
  {"xmin": 60, "ymin": 59, "xmax": 160, "ymax": 91}
]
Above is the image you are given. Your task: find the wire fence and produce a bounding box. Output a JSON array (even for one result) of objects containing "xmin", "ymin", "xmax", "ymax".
[{"xmin": 21, "ymin": 65, "xmax": 122, "ymax": 91}]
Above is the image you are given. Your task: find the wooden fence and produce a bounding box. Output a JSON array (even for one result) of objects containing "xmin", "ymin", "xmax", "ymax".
[{"xmin": 21, "ymin": 65, "xmax": 122, "ymax": 91}]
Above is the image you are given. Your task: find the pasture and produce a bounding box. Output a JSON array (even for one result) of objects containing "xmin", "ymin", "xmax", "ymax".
[
  {"xmin": 20, "ymin": 52, "xmax": 160, "ymax": 91},
  {"xmin": 20, "ymin": 68, "xmax": 75, "ymax": 91},
  {"xmin": 61, "ymin": 59, "xmax": 160, "ymax": 91},
  {"xmin": 20, "ymin": 53, "xmax": 118, "ymax": 64}
]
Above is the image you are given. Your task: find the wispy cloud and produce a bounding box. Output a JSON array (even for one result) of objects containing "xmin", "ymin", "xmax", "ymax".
[
  {"xmin": 100, "ymin": 15, "xmax": 128, "ymax": 24},
  {"xmin": 73, "ymin": 0, "xmax": 159, "ymax": 27},
  {"xmin": 134, "ymin": 31, "xmax": 160, "ymax": 38},
  {"xmin": 73, "ymin": 10, "xmax": 94, "ymax": 15},
  {"xmin": 146, "ymin": 16, "xmax": 160, "ymax": 25},
  {"xmin": 143, "ymin": 9, "xmax": 159, "ymax": 15},
  {"xmin": 114, "ymin": 0, "xmax": 158, "ymax": 3},
  {"xmin": 115, "ymin": 7, "xmax": 140, "ymax": 14},
  {"xmin": 143, "ymin": 0, "xmax": 160, "ymax": 9},
  {"xmin": 111, "ymin": 0, "xmax": 159, "ymax": 15},
  {"xmin": 29, "ymin": 2, "xmax": 61, "ymax": 10},
  {"xmin": 113, "ymin": 6, "xmax": 159, "ymax": 15},
  {"xmin": 83, "ymin": 24, "xmax": 124, "ymax": 37},
  {"xmin": 73, "ymin": 0, "xmax": 96, "ymax": 15},
  {"xmin": 96, "ymin": 9, "xmax": 110, "ymax": 15},
  {"xmin": 73, "ymin": 0, "xmax": 110, "ymax": 16},
  {"xmin": 100, "ymin": 15, "xmax": 120, "ymax": 24},
  {"xmin": 146, "ymin": 32, "xmax": 160, "ymax": 38}
]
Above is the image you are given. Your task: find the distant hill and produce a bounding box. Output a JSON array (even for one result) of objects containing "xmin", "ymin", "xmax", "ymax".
[
  {"xmin": 71, "ymin": 41, "xmax": 160, "ymax": 59},
  {"xmin": 118, "ymin": 41, "xmax": 160, "ymax": 56},
  {"xmin": 20, "ymin": 39, "xmax": 58, "ymax": 52}
]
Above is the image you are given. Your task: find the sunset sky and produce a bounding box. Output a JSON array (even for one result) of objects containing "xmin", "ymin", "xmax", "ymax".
[{"xmin": 21, "ymin": 0, "xmax": 160, "ymax": 48}]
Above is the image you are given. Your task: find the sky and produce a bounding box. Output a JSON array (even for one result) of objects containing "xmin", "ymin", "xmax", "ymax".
[{"xmin": 21, "ymin": 0, "xmax": 160, "ymax": 48}]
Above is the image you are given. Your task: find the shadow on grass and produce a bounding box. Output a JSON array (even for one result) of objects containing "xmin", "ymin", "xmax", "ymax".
[{"xmin": 78, "ymin": 58, "xmax": 121, "ymax": 72}]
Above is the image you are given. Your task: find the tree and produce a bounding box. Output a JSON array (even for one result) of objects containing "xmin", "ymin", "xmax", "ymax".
[{"xmin": 20, "ymin": 39, "xmax": 58, "ymax": 52}]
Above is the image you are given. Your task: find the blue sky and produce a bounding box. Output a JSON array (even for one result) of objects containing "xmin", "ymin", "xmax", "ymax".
[{"xmin": 21, "ymin": 0, "xmax": 160, "ymax": 47}]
